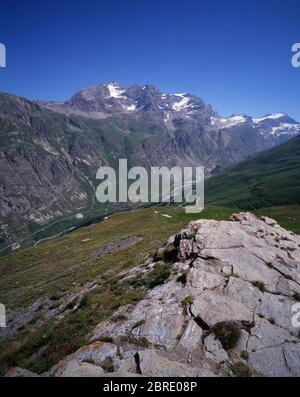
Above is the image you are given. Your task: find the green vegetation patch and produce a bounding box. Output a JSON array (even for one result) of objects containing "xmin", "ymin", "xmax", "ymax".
[
  {"xmin": 212, "ymin": 321, "xmax": 241, "ymax": 350},
  {"xmin": 231, "ymin": 361, "xmax": 252, "ymax": 377}
]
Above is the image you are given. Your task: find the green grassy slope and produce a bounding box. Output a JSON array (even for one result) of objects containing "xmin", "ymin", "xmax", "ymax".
[
  {"xmin": 205, "ymin": 135, "xmax": 300, "ymax": 210},
  {"xmin": 0, "ymin": 203, "xmax": 299, "ymax": 375},
  {"xmin": 0, "ymin": 205, "xmax": 233, "ymax": 375}
]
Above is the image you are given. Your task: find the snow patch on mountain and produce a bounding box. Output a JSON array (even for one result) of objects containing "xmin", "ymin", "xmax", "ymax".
[
  {"xmin": 172, "ymin": 95, "xmax": 191, "ymax": 111},
  {"xmin": 107, "ymin": 82, "xmax": 125, "ymax": 99},
  {"xmin": 271, "ymin": 123, "xmax": 300, "ymax": 136},
  {"xmin": 253, "ymin": 113, "xmax": 287, "ymax": 124},
  {"xmin": 211, "ymin": 114, "xmax": 248, "ymax": 128}
]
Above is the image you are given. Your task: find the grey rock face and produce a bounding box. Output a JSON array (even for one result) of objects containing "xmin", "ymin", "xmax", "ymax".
[
  {"xmin": 137, "ymin": 349, "xmax": 215, "ymax": 377},
  {"xmin": 9, "ymin": 212, "xmax": 299, "ymax": 378},
  {"xmin": 204, "ymin": 334, "xmax": 229, "ymax": 363},
  {"xmin": 5, "ymin": 367, "xmax": 40, "ymax": 377}
]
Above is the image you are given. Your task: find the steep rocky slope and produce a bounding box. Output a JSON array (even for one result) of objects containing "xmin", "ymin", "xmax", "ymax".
[{"xmin": 7, "ymin": 212, "xmax": 300, "ymax": 377}]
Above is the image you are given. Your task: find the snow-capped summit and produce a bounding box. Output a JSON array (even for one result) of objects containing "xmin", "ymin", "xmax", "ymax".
[
  {"xmin": 210, "ymin": 111, "xmax": 299, "ymax": 139},
  {"xmin": 252, "ymin": 113, "xmax": 300, "ymax": 139},
  {"xmin": 41, "ymin": 82, "xmax": 300, "ymax": 145}
]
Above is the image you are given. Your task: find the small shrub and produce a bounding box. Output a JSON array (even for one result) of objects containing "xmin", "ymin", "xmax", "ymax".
[
  {"xmin": 162, "ymin": 244, "xmax": 178, "ymax": 263},
  {"xmin": 129, "ymin": 263, "xmax": 171, "ymax": 290},
  {"xmin": 98, "ymin": 336, "xmax": 114, "ymax": 343},
  {"xmin": 154, "ymin": 245, "xmax": 178, "ymax": 263},
  {"xmin": 268, "ymin": 318, "xmax": 275, "ymax": 325},
  {"xmin": 83, "ymin": 358, "xmax": 95, "ymax": 365},
  {"xmin": 112, "ymin": 314, "xmax": 128, "ymax": 322},
  {"xmin": 240, "ymin": 351, "xmax": 249, "ymax": 360},
  {"xmin": 129, "ymin": 275, "xmax": 147, "ymax": 288},
  {"xmin": 212, "ymin": 321, "xmax": 241, "ymax": 350},
  {"xmin": 139, "ymin": 337, "xmax": 150, "ymax": 348},
  {"xmin": 121, "ymin": 335, "xmax": 150, "ymax": 348},
  {"xmin": 147, "ymin": 263, "xmax": 171, "ymax": 289},
  {"xmin": 101, "ymin": 356, "xmax": 114, "ymax": 373},
  {"xmin": 231, "ymin": 362, "xmax": 252, "ymax": 377},
  {"xmin": 251, "ymin": 281, "xmax": 266, "ymax": 293},
  {"xmin": 181, "ymin": 295, "xmax": 194, "ymax": 308}
]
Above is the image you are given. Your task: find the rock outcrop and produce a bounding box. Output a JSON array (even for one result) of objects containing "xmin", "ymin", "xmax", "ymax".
[{"xmin": 7, "ymin": 213, "xmax": 300, "ymax": 377}]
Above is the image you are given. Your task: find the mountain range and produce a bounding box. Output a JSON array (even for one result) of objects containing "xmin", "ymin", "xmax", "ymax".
[
  {"xmin": 0, "ymin": 81, "xmax": 299, "ymax": 253},
  {"xmin": 42, "ymin": 81, "xmax": 300, "ymax": 144}
]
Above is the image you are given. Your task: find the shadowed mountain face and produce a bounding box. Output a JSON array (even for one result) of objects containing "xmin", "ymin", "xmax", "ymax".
[{"xmin": 0, "ymin": 82, "xmax": 299, "ymax": 252}]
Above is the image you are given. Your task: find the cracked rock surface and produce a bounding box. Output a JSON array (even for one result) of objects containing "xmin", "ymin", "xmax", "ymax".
[{"xmin": 7, "ymin": 212, "xmax": 300, "ymax": 377}]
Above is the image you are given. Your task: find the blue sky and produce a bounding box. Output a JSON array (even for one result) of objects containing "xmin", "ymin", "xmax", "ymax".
[{"xmin": 0, "ymin": 0, "xmax": 299, "ymax": 119}]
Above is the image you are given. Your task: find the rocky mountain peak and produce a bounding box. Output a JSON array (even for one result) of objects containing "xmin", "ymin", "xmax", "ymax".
[{"xmin": 42, "ymin": 81, "xmax": 216, "ymax": 122}]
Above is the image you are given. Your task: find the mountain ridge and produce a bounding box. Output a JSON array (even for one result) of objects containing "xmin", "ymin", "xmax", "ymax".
[{"xmin": 40, "ymin": 82, "xmax": 300, "ymax": 140}]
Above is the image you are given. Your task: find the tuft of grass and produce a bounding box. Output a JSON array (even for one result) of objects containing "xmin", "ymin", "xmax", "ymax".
[
  {"xmin": 181, "ymin": 295, "xmax": 194, "ymax": 308},
  {"xmin": 129, "ymin": 262, "xmax": 171, "ymax": 290},
  {"xmin": 98, "ymin": 336, "xmax": 114, "ymax": 343},
  {"xmin": 240, "ymin": 351, "xmax": 249, "ymax": 360},
  {"xmin": 83, "ymin": 358, "xmax": 95, "ymax": 365},
  {"xmin": 161, "ymin": 245, "xmax": 179, "ymax": 263},
  {"xmin": 112, "ymin": 314, "xmax": 128, "ymax": 322},
  {"xmin": 251, "ymin": 280, "xmax": 266, "ymax": 293},
  {"xmin": 212, "ymin": 321, "xmax": 241, "ymax": 350},
  {"xmin": 154, "ymin": 244, "xmax": 178, "ymax": 263},
  {"xmin": 147, "ymin": 263, "xmax": 171, "ymax": 288},
  {"xmin": 231, "ymin": 361, "xmax": 252, "ymax": 377},
  {"xmin": 120, "ymin": 335, "xmax": 150, "ymax": 348},
  {"xmin": 101, "ymin": 356, "xmax": 114, "ymax": 373}
]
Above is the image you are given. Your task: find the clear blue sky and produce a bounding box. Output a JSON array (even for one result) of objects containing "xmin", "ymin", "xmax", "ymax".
[{"xmin": 0, "ymin": 0, "xmax": 299, "ymax": 119}]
